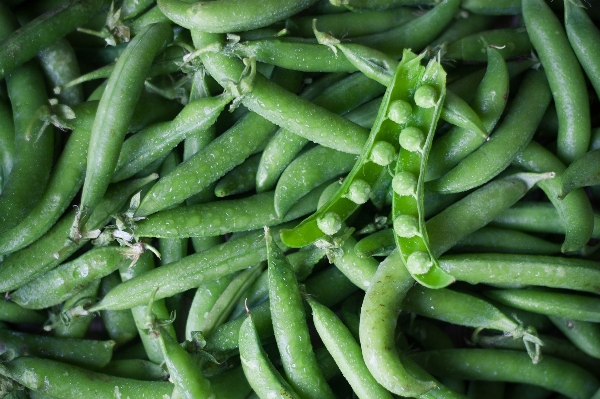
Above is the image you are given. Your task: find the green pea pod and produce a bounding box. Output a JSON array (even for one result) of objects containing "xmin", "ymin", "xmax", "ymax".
[
  {"xmin": 215, "ymin": 153, "xmax": 261, "ymax": 197},
  {"xmin": 523, "ymin": 0, "xmax": 590, "ymax": 164},
  {"xmin": 453, "ymin": 226, "xmax": 562, "ymax": 255},
  {"xmin": 549, "ymin": 316, "xmax": 600, "ymax": 360},
  {"xmin": 275, "ymin": 145, "xmax": 356, "ymax": 218},
  {"xmin": 238, "ymin": 314, "xmax": 301, "ymax": 399},
  {"xmin": 0, "ymin": 330, "xmax": 115, "ymax": 370},
  {"xmin": 10, "ymin": 246, "xmax": 130, "ymax": 309},
  {"xmin": 99, "ymin": 272, "xmax": 139, "ymax": 346},
  {"xmin": 565, "ymin": 0, "xmax": 600, "ymax": 100},
  {"xmin": 266, "ymin": 227, "xmax": 336, "ymax": 399},
  {"xmin": 158, "ymin": 0, "xmax": 318, "ymax": 33},
  {"xmin": 359, "ymin": 250, "xmax": 437, "ymax": 396},
  {"xmin": 308, "ymin": 298, "xmax": 393, "ymax": 399},
  {"xmin": 410, "ymin": 349, "xmax": 599, "ymax": 399},
  {"xmin": 513, "ymin": 140, "xmax": 594, "ymax": 253},
  {"xmin": 444, "ymin": 28, "xmax": 532, "ymax": 62},
  {"xmin": 0, "ymin": 300, "xmax": 46, "ymax": 325},
  {"xmin": 0, "ymin": 357, "xmax": 175, "ymax": 398},
  {"xmin": 486, "ymin": 288, "xmax": 600, "ymax": 323},
  {"xmin": 0, "ymin": 0, "xmax": 111, "ymax": 80},
  {"xmin": 390, "ymin": 52, "xmax": 454, "ymax": 288},
  {"xmin": 79, "ymin": 22, "xmax": 173, "ymax": 225},
  {"xmin": 281, "ymin": 49, "xmax": 421, "ymax": 248},
  {"xmin": 427, "ymin": 172, "xmax": 555, "ymax": 257},
  {"xmin": 560, "ymin": 149, "xmax": 600, "ymax": 197},
  {"xmin": 0, "ymin": 102, "xmax": 95, "ymax": 255},
  {"xmin": 157, "ymin": 325, "xmax": 215, "ymax": 399},
  {"xmin": 427, "ymin": 68, "xmax": 552, "ymax": 194},
  {"xmin": 0, "ymin": 60, "xmax": 54, "ymax": 233}
]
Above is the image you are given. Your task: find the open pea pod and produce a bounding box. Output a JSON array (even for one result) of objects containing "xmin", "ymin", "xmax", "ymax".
[
  {"xmin": 389, "ymin": 55, "xmax": 455, "ymax": 289},
  {"xmin": 280, "ymin": 49, "xmax": 421, "ymax": 248}
]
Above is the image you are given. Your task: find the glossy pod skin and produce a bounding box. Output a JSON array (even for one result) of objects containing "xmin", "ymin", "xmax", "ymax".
[
  {"xmin": 265, "ymin": 227, "xmax": 335, "ymax": 399},
  {"xmin": 0, "ymin": 0, "xmax": 110, "ymax": 80},
  {"xmin": 410, "ymin": 349, "xmax": 600, "ymax": 399},
  {"xmin": 0, "ymin": 357, "xmax": 175, "ymax": 398},
  {"xmin": 522, "ymin": 0, "xmax": 590, "ymax": 164},
  {"xmin": 79, "ymin": 22, "xmax": 173, "ymax": 225},
  {"xmin": 158, "ymin": 0, "xmax": 318, "ymax": 33}
]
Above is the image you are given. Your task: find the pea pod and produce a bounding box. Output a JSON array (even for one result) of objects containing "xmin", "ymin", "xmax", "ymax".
[
  {"xmin": 239, "ymin": 313, "xmax": 301, "ymax": 399},
  {"xmin": 523, "ymin": 0, "xmax": 590, "ymax": 164},
  {"xmin": 266, "ymin": 227, "xmax": 335, "ymax": 399},
  {"xmin": 158, "ymin": 0, "xmax": 318, "ymax": 33},
  {"xmin": 0, "ymin": 357, "xmax": 175, "ymax": 398},
  {"xmin": 560, "ymin": 149, "xmax": 600, "ymax": 198},
  {"xmin": 281, "ymin": 49, "xmax": 422, "ymax": 248},
  {"xmin": 390, "ymin": 52, "xmax": 453, "ymax": 288},
  {"xmin": 78, "ymin": 22, "xmax": 173, "ymax": 226}
]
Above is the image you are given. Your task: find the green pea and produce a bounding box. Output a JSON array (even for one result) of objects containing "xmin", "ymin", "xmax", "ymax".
[
  {"xmin": 370, "ymin": 140, "xmax": 397, "ymax": 166},
  {"xmin": 392, "ymin": 171, "xmax": 418, "ymax": 196},
  {"xmin": 414, "ymin": 84, "xmax": 438, "ymax": 109},
  {"xmin": 399, "ymin": 126, "xmax": 425, "ymax": 152},
  {"xmin": 388, "ymin": 99, "xmax": 412, "ymax": 124},
  {"xmin": 345, "ymin": 179, "xmax": 371, "ymax": 205},
  {"xmin": 318, "ymin": 212, "xmax": 343, "ymax": 235},
  {"xmin": 406, "ymin": 251, "xmax": 433, "ymax": 275},
  {"xmin": 393, "ymin": 215, "xmax": 419, "ymax": 238}
]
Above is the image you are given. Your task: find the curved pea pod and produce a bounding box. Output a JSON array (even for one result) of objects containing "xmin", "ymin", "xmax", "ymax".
[
  {"xmin": 565, "ymin": 0, "xmax": 600, "ymax": 101},
  {"xmin": 427, "ymin": 68, "xmax": 552, "ymax": 194},
  {"xmin": 158, "ymin": 0, "xmax": 317, "ymax": 33},
  {"xmin": 0, "ymin": 330, "xmax": 115, "ymax": 370},
  {"xmin": 0, "ymin": 0, "xmax": 111, "ymax": 80},
  {"xmin": 426, "ymin": 47, "xmax": 508, "ymax": 181},
  {"xmin": 409, "ymin": 349, "xmax": 600, "ymax": 399},
  {"xmin": 79, "ymin": 22, "xmax": 173, "ymax": 225},
  {"xmin": 239, "ymin": 314, "xmax": 301, "ymax": 399},
  {"xmin": 549, "ymin": 316, "xmax": 600, "ymax": 360},
  {"xmin": 390, "ymin": 53, "xmax": 454, "ymax": 288},
  {"xmin": 156, "ymin": 325, "xmax": 215, "ymax": 399},
  {"xmin": 266, "ymin": 227, "xmax": 336, "ymax": 399},
  {"xmin": 0, "ymin": 102, "xmax": 95, "ymax": 255},
  {"xmin": 359, "ymin": 250, "xmax": 437, "ymax": 396},
  {"xmin": 9, "ymin": 246, "xmax": 131, "ymax": 309},
  {"xmin": 0, "ymin": 357, "xmax": 175, "ymax": 398},
  {"xmin": 444, "ymin": 28, "xmax": 532, "ymax": 62},
  {"xmin": 308, "ymin": 298, "xmax": 393, "ymax": 399},
  {"xmin": 280, "ymin": 49, "xmax": 422, "ymax": 248},
  {"xmin": 560, "ymin": 149, "xmax": 600, "ymax": 198},
  {"xmin": 514, "ymin": 140, "xmax": 594, "ymax": 253},
  {"xmin": 37, "ymin": 38, "xmax": 83, "ymax": 107}
]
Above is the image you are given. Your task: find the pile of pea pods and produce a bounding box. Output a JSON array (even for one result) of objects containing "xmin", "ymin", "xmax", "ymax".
[{"xmin": 1, "ymin": 0, "xmax": 600, "ymax": 397}]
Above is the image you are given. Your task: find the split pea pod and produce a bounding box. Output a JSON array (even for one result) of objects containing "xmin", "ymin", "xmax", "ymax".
[
  {"xmin": 522, "ymin": 0, "xmax": 590, "ymax": 164},
  {"xmin": 280, "ymin": 50, "xmax": 425, "ymax": 249},
  {"xmin": 78, "ymin": 22, "xmax": 173, "ymax": 225},
  {"xmin": 265, "ymin": 227, "xmax": 335, "ymax": 399},
  {"xmin": 390, "ymin": 52, "xmax": 454, "ymax": 288}
]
